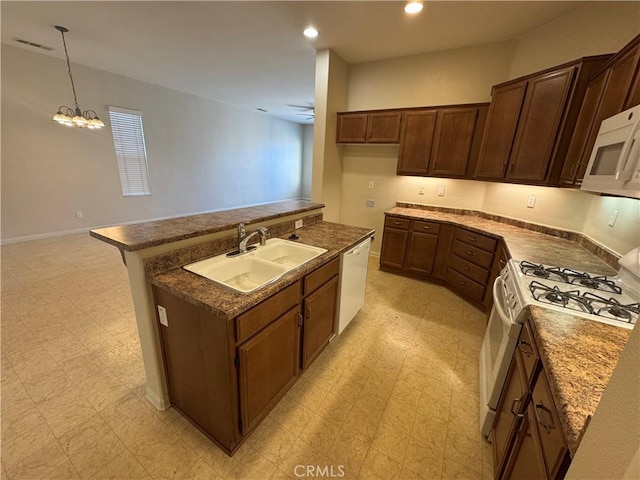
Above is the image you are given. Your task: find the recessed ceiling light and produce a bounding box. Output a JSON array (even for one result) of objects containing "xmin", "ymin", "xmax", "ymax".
[
  {"xmin": 404, "ymin": 2, "xmax": 424, "ymax": 14},
  {"xmin": 303, "ymin": 27, "xmax": 318, "ymax": 39}
]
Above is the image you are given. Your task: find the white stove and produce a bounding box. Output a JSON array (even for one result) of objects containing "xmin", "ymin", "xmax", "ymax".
[{"xmin": 504, "ymin": 253, "xmax": 639, "ymax": 330}]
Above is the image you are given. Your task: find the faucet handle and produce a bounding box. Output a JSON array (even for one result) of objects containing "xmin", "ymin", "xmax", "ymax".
[{"xmin": 237, "ymin": 223, "xmax": 246, "ymax": 238}]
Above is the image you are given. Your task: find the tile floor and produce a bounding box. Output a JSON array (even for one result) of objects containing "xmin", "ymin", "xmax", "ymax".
[{"xmin": 1, "ymin": 233, "xmax": 493, "ymax": 480}]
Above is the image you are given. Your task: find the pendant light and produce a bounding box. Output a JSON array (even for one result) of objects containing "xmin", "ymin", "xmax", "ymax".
[{"xmin": 52, "ymin": 25, "xmax": 104, "ymax": 129}]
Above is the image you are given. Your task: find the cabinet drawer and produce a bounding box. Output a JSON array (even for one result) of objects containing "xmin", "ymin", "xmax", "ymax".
[
  {"xmin": 454, "ymin": 227, "xmax": 497, "ymax": 252},
  {"xmin": 411, "ymin": 220, "xmax": 441, "ymax": 234},
  {"xmin": 304, "ymin": 258, "xmax": 339, "ymax": 295},
  {"xmin": 384, "ymin": 216, "xmax": 410, "ymax": 230},
  {"xmin": 532, "ymin": 371, "xmax": 569, "ymax": 480},
  {"xmin": 445, "ymin": 267, "xmax": 485, "ymax": 302},
  {"xmin": 451, "ymin": 239, "xmax": 494, "ymax": 269},
  {"xmin": 448, "ymin": 254, "xmax": 490, "ymax": 285},
  {"xmin": 518, "ymin": 320, "xmax": 540, "ymax": 387},
  {"xmin": 236, "ymin": 281, "xmax": 301, "ymax": 343}
]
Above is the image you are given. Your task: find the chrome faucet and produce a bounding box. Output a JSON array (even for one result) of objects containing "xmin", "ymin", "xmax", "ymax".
[
  {"xmin": 237, "ymin": 223, "xmax": 246, "ymax": 245},
  {"xmin": 238, "ymin": 227, "xmax": 269, "ymax": 254}
]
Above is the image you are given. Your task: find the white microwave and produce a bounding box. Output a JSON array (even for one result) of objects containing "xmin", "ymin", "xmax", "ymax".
[{"xmin": 581, "ymin": 104, "xmax": 640, "ymax": 199}]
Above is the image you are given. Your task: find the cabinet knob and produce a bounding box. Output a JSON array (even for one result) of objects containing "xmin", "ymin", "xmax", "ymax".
[
  {"xmin": 468, "ymin": 236, "xmax": 478, "ymax": 243},
  {"xmin": 466, "ymin": 250, "xmax": 475, "ymax": 256}
]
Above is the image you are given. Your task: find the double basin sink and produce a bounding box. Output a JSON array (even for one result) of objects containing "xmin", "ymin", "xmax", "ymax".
[{"xmin": 184, "ymin": 238, "xmax": 328, "ymax": 293}]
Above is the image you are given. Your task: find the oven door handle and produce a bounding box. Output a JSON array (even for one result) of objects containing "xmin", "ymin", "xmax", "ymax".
[{"xmin": 492, "ymin": 277, "xmax": 511, "ymax": 323}]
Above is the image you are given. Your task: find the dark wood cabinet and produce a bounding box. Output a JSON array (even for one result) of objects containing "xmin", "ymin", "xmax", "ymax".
[
  {"xmin": 445, "ymin": 227, "xmax": 497, "ymax": 305},
  {"xmin": 562, "ymin": 35, "xmax": 640, "ymax": 186},
  {"xmin": 502, "ymin": 402, "xmax": 548, "ymax": 480},
  {"xmin": 476, "ymin": 56, "xmax": 610, "ymax": 185},
  {"xmin": 493, "ymin": 352, "xmax": 529, "ymax": 477},
  {"xmin": 405, "ymin": 221, "xmax": 441, "ymax": 276},
  {"xmin": 476, "ymin": 82, "xmax": 527, "ymax": 179},
  {"xmin": 336, "ymin": 113, "xmax": 368, "ymax": 143},
  {"xmin": 380, "ymin": 215, "xmax": 452, "ymax": 281},
  {"xmin": 367, "ymin": 112, "xmax": 402, "ymax": 143},
  {"xmin": 493, "ymin": 316, "xmax": 571, "ymax": 480},
  {"xmin": 336, "ymin": 111, "xmax": 401, "ymax": 143},
  {"xmin": 506, "ymin": 67, "xmax": 575, "ymax": 182},
  {"xmin": 302, "ymin": 276, "xmax": 338, "ymax": 368},
  {"xmin": 397, "ymin": 104, "xmax": 488, "ymax": 178},
  {"xmin": 153, "ymin": 253, "xmax": 342, "ymax": 455},
  {"xmin": 396, "ymin": 111, "xmax": 437, "ymax": 175},
  {"xmin": 238, "ymin": 306, "xmax": 300, "ymax": 432},
  {"xmin": 483, "ymin": 241, "xmax": 511, "ymax": 309}
]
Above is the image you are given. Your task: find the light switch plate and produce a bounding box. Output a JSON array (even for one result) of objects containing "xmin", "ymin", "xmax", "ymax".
[
  {"xmin": 418, "ymin": 186, "xmax": 425, "ymax": 195},
  {"xmin": 366, "ymin": 199, "xmax": 374, "ymax": 207},
  {"xmin": 527, "ymin": 196, "xmax": 536, "ymax": 208},
  {"xmin": 437, "ymin": 186, "xmax": 445, "ymax": 197},
  {"xmin": 608, "ymin": 210, "xmax": 619, "ymax": 227},
  {"xmin": 368, "ymin": 180, "xmax": 374, "ymax": 190},
  {"xmin": 158, "ymin": 305, "xmax": 168, "ymax": 327},
  {"xmin": 294, "ymin": 219, "xmax": 303, "ymax": 229}
]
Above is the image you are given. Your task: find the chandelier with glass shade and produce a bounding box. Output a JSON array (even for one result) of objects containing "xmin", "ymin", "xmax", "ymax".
[{"xmin": 52, "ymin": 25, "xmax": 105, "ymax": 129}]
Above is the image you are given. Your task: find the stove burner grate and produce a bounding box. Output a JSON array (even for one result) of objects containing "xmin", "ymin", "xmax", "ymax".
[
  {"xmin": 582, "ymin": 292, "xmax": 639, "ymax": 324},
  {"xmin": 529, "ymin": 281, "xmax": 592, "ymax": 313},
  {"xmin": 520, "ymin": 261, "xmax": 550, "ymax": 279}
]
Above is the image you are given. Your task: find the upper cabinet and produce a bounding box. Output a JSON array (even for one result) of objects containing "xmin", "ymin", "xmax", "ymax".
[
  {"xmin": 561, "ymin": 34, "xmax": 640, "ymax": 186},
  {"xmin": 396, "ymin": 104, "xmax": 489, "ymax": 178},
  {"xmin": 475, "ymin": 56, "xmax": 610, "ymax": 185},
  {"xmin": 336, "ymin": 111, "xmax": 402, "ymax": 143}
]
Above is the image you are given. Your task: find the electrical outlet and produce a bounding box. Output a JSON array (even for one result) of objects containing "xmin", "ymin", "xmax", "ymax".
[
  {"xmin": 368, "ymin": 180, "xmax": 374, "ymax": 190},
  {"xmin": 437, "ymin": 186, "xmax": 445, "ymax": 197},
  {"xmin": 418, "ymin": 186, "xmax": 425, "ymax": 195},
  {"xmin": 608, "ymin": 209, "xmax": 619, "ymax": 227},
  {"xmin": 294, "ymin": 219, "xmax": 303, "ymax": 229},
  {"xmin": 76, "ymin": 210, "xmax": 83, "ymax": 219},
  {"xmin": 366, "ymin": 199, "xmax": 374, "ymax": 208},
  {"xmin": 527, "ymin": 196, "xmax": 536, "ymax": 208},
  {"xmin": 158, "ymin": 305, "xmax": 168, "ymax": 327}
]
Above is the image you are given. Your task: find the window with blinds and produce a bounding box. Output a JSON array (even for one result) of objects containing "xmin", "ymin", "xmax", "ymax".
[{"xmin": 108, "ymin": 106, "xmax": 151, "ymax": 196}]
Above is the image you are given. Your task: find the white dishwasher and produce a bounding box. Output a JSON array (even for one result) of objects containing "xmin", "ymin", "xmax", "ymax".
[{"xmin": 335, "ymin": 237, "xmax": 371, "ymax": 334}]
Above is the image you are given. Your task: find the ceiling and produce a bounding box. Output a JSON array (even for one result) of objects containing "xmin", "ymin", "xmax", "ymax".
[{"xmin": 1, "ymin": 1, "xmax": 590, "ymax": 124}]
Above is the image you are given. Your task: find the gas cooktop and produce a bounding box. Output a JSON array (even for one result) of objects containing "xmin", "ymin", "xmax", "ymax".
[{"xmin": 510, "ymin": 260, "xmax": 638, "ymax": 329}]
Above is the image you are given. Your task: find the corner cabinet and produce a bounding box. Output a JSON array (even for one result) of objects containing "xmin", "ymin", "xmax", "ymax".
[
  {"xmin": 396, "ymin": 104, "xmax": 489, "ymax": 178},
  {"xmin": 152, "ymin": 257, "xmax": 340, "ymax": 455},
  {"xmin": 561, "ymin": 34, "xmax": 640, "ymax": 186},
  {"xmin": 475, "ymin": 56, "xmax": 610, "ymax": 185},
  {"xmin": 492, "ymin": 316, "xmax": 571, "ymax": 480}
]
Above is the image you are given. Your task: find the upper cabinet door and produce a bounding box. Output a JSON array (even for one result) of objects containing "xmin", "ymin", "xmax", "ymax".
[
  {"xmin": 429, "ymin": 107, "xmax": 478, "ymax": 177},
  {"xmin": 601, "ymin": 43, "xmax": 640, "ymax": 117},
  {"xmin": 366, "ymin": 112, "xmax": 402, "ymax": 143},
  {"xmin": 475, "ymin": 82, "xmax": 527, "ymax": 179},
  {"xmin": 506, "ymin": 67, "xmax": 575, "ymax": 182},
  {"xmin": 397, "ymin": 110, "xmax": 437, "ymax": 176},
  {"xmin": 336, "ymin": 113, "xmax": 368, "ymax": 143}
]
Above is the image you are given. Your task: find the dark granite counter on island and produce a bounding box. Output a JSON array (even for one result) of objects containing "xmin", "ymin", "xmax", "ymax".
[
  {"xmin": 383, "ymin": 204, "xmax": 632, "ymax": 457},
  {"xmin": 146, "ymin": 221, "xmax": 374, "ymax": 320}
]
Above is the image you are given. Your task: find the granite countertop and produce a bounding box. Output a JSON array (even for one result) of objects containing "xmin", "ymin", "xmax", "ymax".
[
  {"xmin": 148, "ymin": 221, "xmax": 374, "ymax": 320},
  {"xmin": 386, "ymin": 206, "xmax": 631, "ymax": 456},
  {"xmin": 90, "ymin": 200, "xmax": 324, "ymax": 252}
]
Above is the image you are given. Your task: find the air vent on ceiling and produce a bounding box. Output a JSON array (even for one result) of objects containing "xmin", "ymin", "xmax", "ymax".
[{"xmin": 13, "ymin": 38, "xmax": 54, "ymax": 51}]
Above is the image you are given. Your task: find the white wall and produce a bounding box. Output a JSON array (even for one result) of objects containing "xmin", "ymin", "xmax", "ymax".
[
  {"xmin": 1, "ymin": 45, "xmax": 304, "ymax": 241},
  {"xmin": 301, "ymin": 124, "xmax": 313, "ymax": 200}
]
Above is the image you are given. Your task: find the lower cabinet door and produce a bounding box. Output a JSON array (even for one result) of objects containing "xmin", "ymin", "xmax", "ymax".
[
  {"xmin": 380, "ymin": 227, "xmax": 409, "ymax": 270},
  {"xmin": 302, "ymin": 277, "xmax": 339, "ymax": 369},
  {"xmin": 238, "ymin": 306, "xmax": 301, "ymax": 433},
  {"xmin": 405, "ymin": 231, "xmax": 438, "ymax": 276},
  {"xmin": 502, "ymin": 402, "xmax": 547, "ymax": 480}
]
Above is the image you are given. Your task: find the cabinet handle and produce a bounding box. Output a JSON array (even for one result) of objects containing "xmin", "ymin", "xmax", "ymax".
[
  {"xmin": 466, "ymin": 250, "xmax": 475, "ymax": 256},
  {"xmin": 306, "ymin": 305, "xmax": 311, "ymax": 320},
  {"xmin": 459, "ymin": 281, "xmax": 467, "ymax": 287},
  {"xmin": 499, "ymin": 259, "xmax": 507, "ymax": 269},
  {"xmin": 463, "ymin": 266, "xmax": 470, "ymax": 271},
  {"xmin": 510, "ymin": 163, "xmax": 516, "ymax": 173},
  {"xmin": 510, "ymin": 397, "xmax": 525, "ymax": 418},
  {"xmin": 518, "ymin": 340, "xmax": 534, "ymax": 357},
  {"xmin": 534, "ymin": 402, "xmax": 554, "ymax": 434},
  {"xmin": 423, "ymin": 226, "xmax": 431, "ymax": 230},
  {"xmin": 394, "ymin": 221, "xmax": 402, "ymax": 225},
  {"xmin": 468, "ymin": 236, "xmax": 478, "ymax": 243}
]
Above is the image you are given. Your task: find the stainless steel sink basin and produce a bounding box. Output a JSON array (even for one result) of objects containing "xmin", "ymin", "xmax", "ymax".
[{"xmin": 184, "ymin": 238, "xmax": 327, "ymax": 293}]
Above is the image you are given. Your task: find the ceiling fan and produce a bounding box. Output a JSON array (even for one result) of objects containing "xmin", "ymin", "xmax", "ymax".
[{"xmin": 288, "ymin": 104, "xmax": 315, "ymax": 120}]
